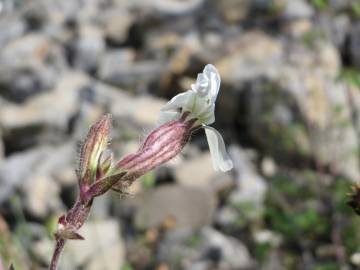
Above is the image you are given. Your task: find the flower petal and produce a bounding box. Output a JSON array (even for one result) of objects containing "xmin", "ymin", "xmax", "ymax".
[
  {"xmin": 204, "ymin": 126, "xmax": 233, "ymax": 172},
  {"xmin": 203, "ymin": 64, "xmax": 220, "ymax": 103},
  {"xmin": 161, "ymin": 91, "xmax": 193, "ymax": 112}
]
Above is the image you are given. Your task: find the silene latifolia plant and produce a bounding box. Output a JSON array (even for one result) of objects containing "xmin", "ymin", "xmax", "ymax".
[{"xmin": 49, "ymin": 64, "xmax": 233, "ymax": 270}]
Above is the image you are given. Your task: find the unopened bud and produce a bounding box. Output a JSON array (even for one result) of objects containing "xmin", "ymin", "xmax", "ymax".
[{"xmin": 78, "ymin": 114, "xmax": 112, "ymax": 186}]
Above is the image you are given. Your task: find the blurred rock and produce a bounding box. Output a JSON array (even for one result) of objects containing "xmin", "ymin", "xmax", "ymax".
[
  {"xmin": 72, "ymin": 25, "xmax": 105, "ymax": 73},
  {"xmin": 23, "ymin": 174, "xmax": 61, "ymax": 218},
  {"xmin": 99, "ymin": 56, "xmax": 165, "ymax": 89},
  {"xmin": 200, "ymin": 227, "xmax": 254, "ymax": 269},
  {"xmin": 215, "ymin": 206, "xmax": 239, "ymax": 228},
  {"xmin": 228, "ymin": 146, "xmax": 267, "ymax": 218},
  {"xmin": 101, "ymin": 9, "xmax": 134, "ymax": 45},
  {"xmin": 0, "ymin": 14, "xmax": 26, "ymax": 48},
  {"xmin": 158, "ymin": 227, "xmax": 254, "ymax": 269},
  {"xmin": 0, "ymin": 133, "xmax": 3, "ymax": 160},
  {"xmin": 218, "ymin": 31, "xmax": 360, "ymax": 181},
  {"xmin": 0, "ymin": 34, "xmax": 63, "ymax": 103},
  {"xmin": 0, "ymin": 147, "xmax": 48, "ymax": 203},
  {"xmin": 0, "ymin": 142, "xmax": 75, "ymax": 217},
  {"xmin": 175, "ymin": 153, "xmax": 234, "ymax": 193},
  {"xmin": 175, "ymin": 153, "xmax": 214, "ymax": 188},
  {"xmin": 98, "ymin": 49, "xmax": 136, "ymax": 86},
  {"xmin": 319, "ymin": 14, "xmax": 350, "ymax": 50},
  {"xmin": 134, "ymin": 184, "xmax": 216, "ymax": 230},
  {"xmin": 283, "ymin": 0, "xmax": 314, "ymax": 19},
  {"xmin": 150, "ymin": 0, "xmax": 205, "ymax": 16},
  {"xmin": 0, "ymin": 72, "xmax": 88, "ymax": 152},
  {"xmin": 62, "ymin": 220, "xmax": 125, "ymax": 270},
  {"xmin": 349, "ymin": 22, "xmax": 360, "ymax": 69},
  {"xmin": 216, "ymin": 31, "xmax": 283, "ymax": 84},
  {"xmin": 215, "ymin": 0, "xmax": 251, "ymax": 23}
]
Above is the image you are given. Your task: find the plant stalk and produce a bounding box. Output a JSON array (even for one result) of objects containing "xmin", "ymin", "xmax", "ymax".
[{"xmin": 49, "ymin": 238, "xmax": 66, "ymax": 270}]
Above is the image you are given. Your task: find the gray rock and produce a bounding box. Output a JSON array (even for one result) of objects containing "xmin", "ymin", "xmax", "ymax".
[
  {"xmin": 319, "ymin": 14, "xmax": 350, "ymax": 50},
  {"xmin": 283, "ymin": 0, "xmax": 314, "ymax": 19},
  {"xmin": 0, "ymin": 72, "xmax": 89, "ymax": 151},
  {"xmin": 23, "ymin": 174, "xmax": 62, "ymax": 218},
  {"xmin": 0, "ymin": 143, "xmax": 75, "ymax": 217},
  {"xmin": 72, "ymin": 25, "xmax": 105, "ymax": 73},
  {"xmin": 175, "ymin": 153, "xmax": 214, "ymax": 188},
  {"xmin": 97, "ymin": 49, "xmax": 135, "ymax": 86},
  {"xmin": 215, "ymin": 206, "xmax": 239, "ymax": 228},
  {"xmin": 158, "ymin": 227, "xmax": 254, "ymax": 269},
  {"xmin": 62, "ymin": 220, "xmax": 125, "ymax": 270},
  {"xmin": 349, "ymin": 22, "xmax": 360, "ymax": 69},
  {"xmin": 98, "ymin": 50, "xmax": 165, "ymax": 89},
  {"xmin": 0, "ymin": 131, "xmax": 4, "ymax": 161},
  {"xmin": 134, "ymin": 184, "xmax": 216, "ymax": 230},
  {"xmin": 101, "ymin": 9, "xmax": 134, "ymax": 45},
  {"xmin": 0, "ymin": 147, "xmax": 48, "ymax": 203},
  {"xmin": 0, "ymin": 34, "xmax": 64, "ymax": 103},
  {"xmin": 175, "ymin": 153, "xmax": 234, "ymax": 193},
  {"xmin": 214, "ymin": 0, "xmax": 251, "ymax": 23},
  {"xmin": 150, "ymin": 0, "xmax": 205, "ymax": 16},
  {"xmin": 216, "ymin": 32, "xmax": 283, "ymax": 84},
  {"xmin": 228, "ymin": 146, "xmax": 267, "ymax": 219},
  {"xmin": 0, "ymin": 14, "xmax": 26, "ymax": 48},
  {"xmin": 200, "ymin": 227, "xmax": 254, "ymax": 269},
  {"xmin": 217, "ymin": 32, "xmax": 360, "ymax": 181}
]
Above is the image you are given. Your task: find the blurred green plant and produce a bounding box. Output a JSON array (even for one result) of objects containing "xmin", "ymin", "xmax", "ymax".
[
  {"xmin": 141, "ymin": 171, "xmax": 156, "ymax": 190},
  {"xmin": 311, "ymin": 0, "xmax": 329, "ymax": 10},
  {"xmin": 351, "ymin": 1, "xmax": 360, "ymax": 18},
  {"xmin": 337, "ymin": 68, "xmax": 360, "ymax": 91},
  {"xmin": 122, "ymin": 261, "xmax": 135, "ymax": 270},
  {"xmin": 302, "ymin": 30, "xmax": 326, "ymax": 48}
]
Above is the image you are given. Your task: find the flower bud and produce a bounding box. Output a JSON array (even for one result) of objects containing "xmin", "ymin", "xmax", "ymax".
[{"xmin": 78, "ymin": 114, "xmax": 112, "ymax": 186}]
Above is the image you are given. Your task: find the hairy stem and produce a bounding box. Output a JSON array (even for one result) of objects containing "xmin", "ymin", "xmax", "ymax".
[{"xmin": 49, "ymin": 239, "xmax": 66, "ymax": 270}]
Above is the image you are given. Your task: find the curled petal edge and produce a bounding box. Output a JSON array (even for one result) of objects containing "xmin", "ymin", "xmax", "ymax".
[{"xmin": 204, "ymin": 126, "xmax": 233, "ymax": 172}]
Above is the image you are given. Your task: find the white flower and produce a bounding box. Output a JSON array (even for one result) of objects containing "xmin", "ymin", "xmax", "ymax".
[{"xmin": 159, "ymin": 64, "xmax": 233, "ymax": 172}]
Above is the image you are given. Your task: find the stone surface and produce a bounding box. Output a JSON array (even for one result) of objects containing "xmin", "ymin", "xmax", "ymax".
[
  {"xmin": 0, "ymin": 72, "xmax": 88, "ymax": 152},
  {"xmin": 158, "ymin": 227, "xmax": 254, "ymax": 269},
  {"xmin": 0, "ymin": 132, "xmax": 4, "ymax": 160},
  {"xmin": 62, "ymin": 220, "xmax": 125, "ymax": 270},
  {"xmin": 349, "ymin": 22, "xmax": 360, "ymax": 69},
  {"xmin": 134, "ymin": 184, "xmax": 216, "ymax": 230},
  {"xmin": 174, "ymin": 153, "xmax": 214, "ymax": 188},
  {"xmin": 72, "ymin": 25, "xmax": 105, "ymax": 73},
  {"xmin": 218, "ymin": 31, "xmax": 360, "ymax": 181},
  {"xmin": 99, "ymin": 57, "xmax": 165, "ymax": 89},
  {"xmin": 0, "ymin": 142, "xmax": 75, "ymax": 217},
  {"xmin": 228, "ymin": 146, "xmax": 267, "ymax": 218},
  {"xmin": 101, "ymin": 9, "xmax": 134, "ymax": 45},
  {"xmin": 0, "ymin": 33, "xmax": 64, "ymax": 103},
  {"xmin": 200, "ymin": 227, "xmax": 254, "ymax": 269},
  {"xmin": 0, "ymin": 147, "xmax": 48, "ymax": 203},
  {"xmin": 216, "ymin": 32, "xmax": 283, "ymax": 84},
  {"xmin": 283, "ymin": 0, "xmax": 314, "ymax": 19},
  {"xmin": 0, "ymin": 14, "xmax": 26, "ymax": 48}
]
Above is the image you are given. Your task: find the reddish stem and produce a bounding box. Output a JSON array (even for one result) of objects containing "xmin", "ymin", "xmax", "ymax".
[{"xmin": 49, "ymin": 239, "xmax": 66, "ymax": 270}]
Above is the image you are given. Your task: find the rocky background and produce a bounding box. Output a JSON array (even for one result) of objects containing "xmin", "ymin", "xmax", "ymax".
[{"xmin": 1, "ymin": 0, "xmax": 360, "ymax": 269}]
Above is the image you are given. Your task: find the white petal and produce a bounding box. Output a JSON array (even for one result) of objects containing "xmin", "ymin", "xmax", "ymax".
[
  {"xmin": 161, "ymin": 91, "xmax": 192, "ymax": 112},
  {"xmin": 204, "ymin": 126, "xmax": 233, "ymax": 172},
  {"xmin": 158, "ymin": 111, "xmax": 181, "ymax": 125},
  {"xmin": 203, "ymin": 64, "xmax": 220, "ymax": 103},
  {"xmin": 199, "ymin": 103, "xmax": 215, "ymax": 125}
]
